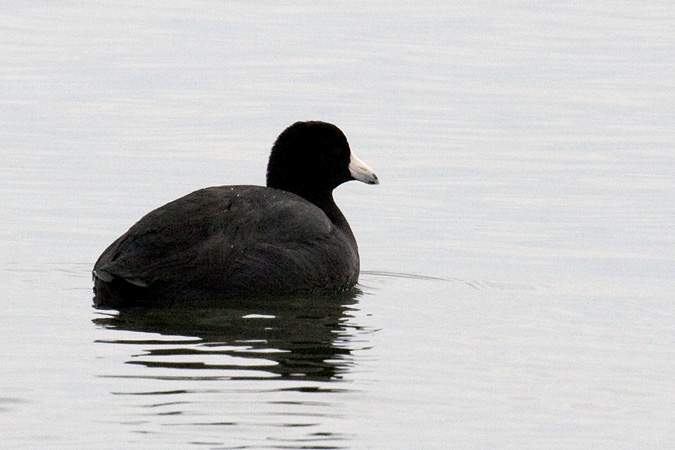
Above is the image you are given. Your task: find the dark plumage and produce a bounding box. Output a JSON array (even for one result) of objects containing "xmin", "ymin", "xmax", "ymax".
[{"xmin": 93, "ymin": 121, "xmax": 378, "ymax": 308}]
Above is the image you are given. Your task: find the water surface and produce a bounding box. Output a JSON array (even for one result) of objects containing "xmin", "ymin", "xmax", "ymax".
[{"xmin": 1, "ymin": 1, "xmax": 674, "ymax": 449}]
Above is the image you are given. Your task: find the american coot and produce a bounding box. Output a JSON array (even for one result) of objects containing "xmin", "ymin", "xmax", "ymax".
[{"xmin": 93, "ymin": 121, "xmax": 379, "ymax": 308}]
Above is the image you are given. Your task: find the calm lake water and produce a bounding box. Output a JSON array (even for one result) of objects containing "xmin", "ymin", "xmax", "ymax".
[{"xmin": 2, "ymin": 1, "xmax": 674, "ymax": 449}]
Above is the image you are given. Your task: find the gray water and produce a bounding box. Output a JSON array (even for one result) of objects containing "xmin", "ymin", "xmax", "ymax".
[{"xmin": 2, "ymin": 1, "xmax": 674, "ymax": 449}]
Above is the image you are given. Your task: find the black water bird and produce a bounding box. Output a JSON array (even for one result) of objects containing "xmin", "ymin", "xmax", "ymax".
[{"xmin": 93, "ymin": 121, "xmax": 379, "ymax": 308}]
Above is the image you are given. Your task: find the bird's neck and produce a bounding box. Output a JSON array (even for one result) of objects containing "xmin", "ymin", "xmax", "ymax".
[{"xmin": 303, "ymin": 190, "xmax": 355, "ymax": 242}]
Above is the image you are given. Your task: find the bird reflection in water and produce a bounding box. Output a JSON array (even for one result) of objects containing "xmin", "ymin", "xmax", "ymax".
[{"xmin": 93, "ymin": 290, "xmax": 366, "ymax": 382}]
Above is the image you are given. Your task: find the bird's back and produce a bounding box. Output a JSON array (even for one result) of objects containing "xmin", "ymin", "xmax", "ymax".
[{"xmin": 93, "ymin": 185, "xmax": 359, "ymax": 308}]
